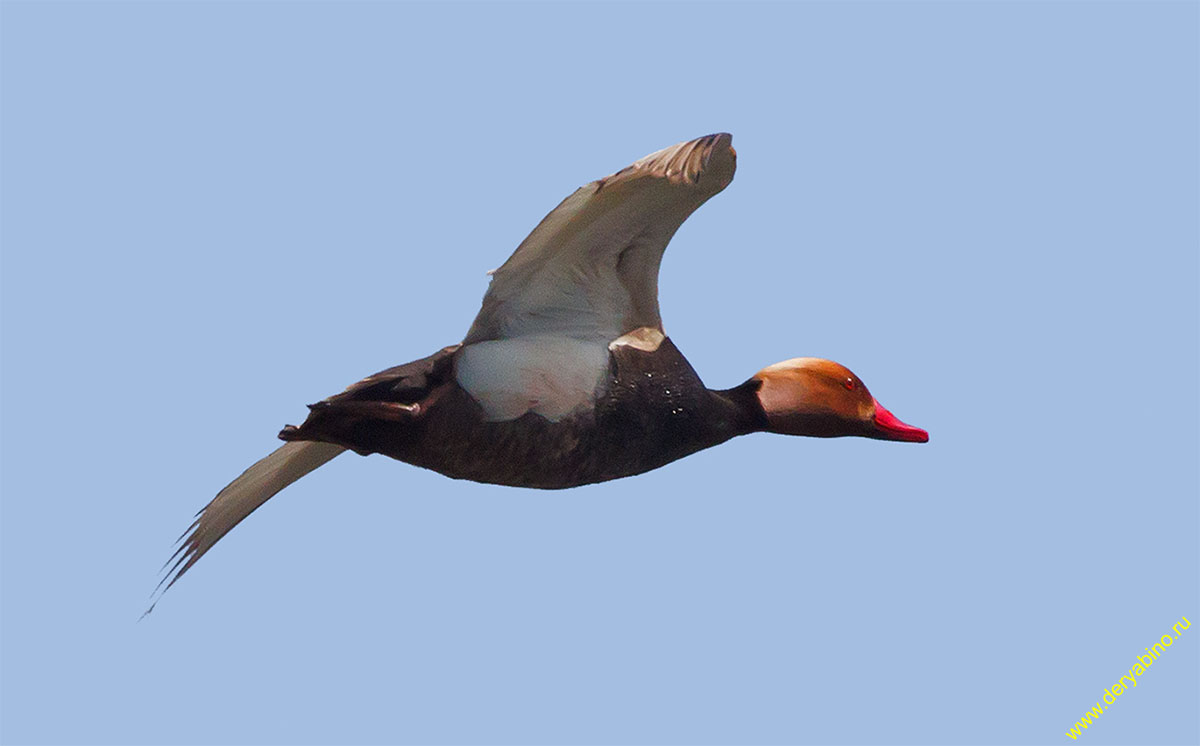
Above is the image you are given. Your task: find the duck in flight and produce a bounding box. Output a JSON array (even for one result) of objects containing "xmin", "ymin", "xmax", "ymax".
[{"xmin": 153, "ymin": 133, "xmax": 927, "ymax": 607}]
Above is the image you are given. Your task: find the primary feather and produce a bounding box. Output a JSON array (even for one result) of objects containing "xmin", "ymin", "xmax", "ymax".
[{"xmin": 148, "ymin": 441, "xmax": 345, "ymax": 613}]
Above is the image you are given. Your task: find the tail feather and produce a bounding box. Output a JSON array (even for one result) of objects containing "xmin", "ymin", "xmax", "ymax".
[{"xmin": 146, "ymin": 441, "xmax": 346, "ymax": 615}]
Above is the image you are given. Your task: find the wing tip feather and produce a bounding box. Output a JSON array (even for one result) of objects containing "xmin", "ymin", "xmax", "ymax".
[
  {"xmin": 144, "ymin": 442, "xmax": 346, "ymax": 616},
  {"xmin": 602, "ymin": 132, "xmax": 735, "ymax": 193}
]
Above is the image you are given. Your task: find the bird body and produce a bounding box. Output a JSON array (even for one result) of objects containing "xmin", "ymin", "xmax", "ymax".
[
  {"xmin": 282, "ymin": 328, "xmax": 759, "ymax": 489},
  {"xmin": 152, "ymin": 133, "xmax": 927, "ymax": 607}
]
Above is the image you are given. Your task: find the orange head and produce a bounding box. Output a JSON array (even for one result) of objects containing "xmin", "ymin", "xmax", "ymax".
[{"xmin": 751, "ymin": 358, "xmax": 928, "ymax": 442}]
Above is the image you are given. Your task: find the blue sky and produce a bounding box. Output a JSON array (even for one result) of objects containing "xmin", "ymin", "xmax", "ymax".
[{"xmin": 1, "ymin": 2, "xmax": 1196, "ymax": 745}]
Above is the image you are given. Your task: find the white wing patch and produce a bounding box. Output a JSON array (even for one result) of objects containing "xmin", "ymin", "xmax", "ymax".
[
  {"xmin": 455, "ymin": 336, "xmax": 610, "ymax": 422},
  {"xmin": 608, "ymin": 326, "xmax": 665, "ymax": 352}
]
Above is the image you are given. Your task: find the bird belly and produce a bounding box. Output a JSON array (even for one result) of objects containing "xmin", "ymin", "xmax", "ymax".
[{"xmin": 368, "ymin": 392, "xmax": 634, "ymax": 489}]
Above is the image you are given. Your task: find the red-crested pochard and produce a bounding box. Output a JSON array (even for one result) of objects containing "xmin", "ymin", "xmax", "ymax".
[{"xmin": 152, "ymin": 133, "xmax": 927, "ymax": 609}]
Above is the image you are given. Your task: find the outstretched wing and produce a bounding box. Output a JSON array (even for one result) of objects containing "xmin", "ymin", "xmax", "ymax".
[
  {"xmin": 146, "ymin": 441, "xmax": 345, "ymax": 615},
  {"xmin": 463, "ymin": 133, "xmax": 736, "ymax": 345}
]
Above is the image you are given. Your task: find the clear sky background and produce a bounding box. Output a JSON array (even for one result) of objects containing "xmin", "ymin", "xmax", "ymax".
[{"xmin": 2, "ymin": 2, "xmax": 1197, "ymax": 745}]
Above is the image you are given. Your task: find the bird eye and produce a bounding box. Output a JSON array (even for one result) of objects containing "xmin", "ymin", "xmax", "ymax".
[{"xmin": 843, "ymin": 378, "xmax": 855, "ymax": 391}]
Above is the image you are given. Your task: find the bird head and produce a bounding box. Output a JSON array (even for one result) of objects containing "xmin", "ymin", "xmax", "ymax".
[{"xmin": 751, "ymin": 358, "xmax": 928, "ymax": 442}]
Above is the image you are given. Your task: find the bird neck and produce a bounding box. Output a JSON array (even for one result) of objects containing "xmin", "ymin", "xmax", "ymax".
[{"xmin": 706, "ymin": 378, "xmax": 769, "ymax": 439}]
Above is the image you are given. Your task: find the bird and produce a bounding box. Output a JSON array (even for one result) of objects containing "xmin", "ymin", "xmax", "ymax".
[{"xmin": 151, "ymin": 133, "xmax": 927, "ymax": 610}]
